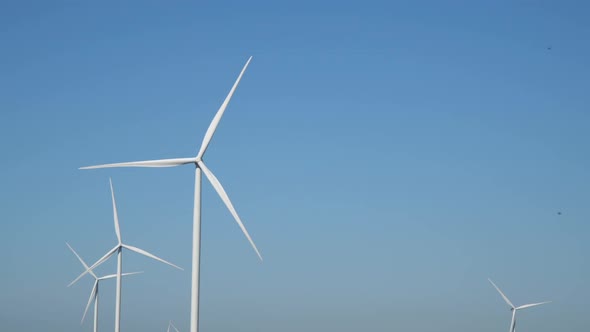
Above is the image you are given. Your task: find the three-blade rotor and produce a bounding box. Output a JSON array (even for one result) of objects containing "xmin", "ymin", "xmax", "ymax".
[
  {"xmin": 68, "ymin": 180, "xmax": 183, "ymax": 287},
  {"xmin": 67, "ymin": 242, "xmax": 143, "ymax": 324},
  {"xmin": 80, "ymin": 272, "xmax": 143, "ymax": 325},
  {"xmin": 488, "ymin": 278, "xmax": 551, "ymax": 311},
  {"xmin": 78, "ymin": 56, "xmax": 262, "ymax": 261}
]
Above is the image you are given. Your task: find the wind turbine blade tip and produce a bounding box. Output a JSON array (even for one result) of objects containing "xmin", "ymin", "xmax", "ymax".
[{"xmin": 256, "ymin": 251, "xmax": 263, "ymax": 261}]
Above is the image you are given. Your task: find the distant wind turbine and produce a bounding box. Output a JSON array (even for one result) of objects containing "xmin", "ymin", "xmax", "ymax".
[
  {"xmin": 69, "ymin": 179, "xmax": 183, "ymax": 332},
  {"xmin": 488, "ymin": 278, "xmax": 551, "ymax": 332},
  {"xmin": 79, "ymin": 56, "xmax": 262, "ymax": 332},
  {"xmin": 167, "ymin": 320, "xmax": 180, "ymax": 332},
  {"xmin": 66, "ymin": 242, "xmax": 142, "ymax": 332}
]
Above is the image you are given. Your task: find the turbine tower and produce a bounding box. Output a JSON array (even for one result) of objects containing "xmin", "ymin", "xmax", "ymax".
[
  {"xmin": 78, "ymin": 56, "xmax": 262, "ymax": 332},
  {"xmin": 70, "ymin": 179, "xmax": 183, "ymax": 332},
  {"xmin": 488, "ymin": 278, "xmax": 551, "ymax": 332},
  {"xmin": 66, "ymin": 242, "xmax": 142, "ymax": 332}
]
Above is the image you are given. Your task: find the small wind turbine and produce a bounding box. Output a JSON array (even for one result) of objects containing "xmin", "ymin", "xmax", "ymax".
[
  {"xmin": 66, "ymin": 242, "xmax": 142, "ymax": 332},
  {"xmin": 79, "ymin": 56, "xmax": 262, "ymax": 332},
  {"xmin": 167, "ymin": 320, "xmax": 180, "ymax": 332},
  {"xmin": 69, "ymin": 179, "xmax": 183, "ymax": 332},
  {"xmin": 488, "ymin": 278, "xmax": 551, "ymax": 332}
]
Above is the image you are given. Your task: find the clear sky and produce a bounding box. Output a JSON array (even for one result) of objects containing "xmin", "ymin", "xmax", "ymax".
[{"xmin": 1, "ymin": 1, "xmax": 589, "ymax": 331}]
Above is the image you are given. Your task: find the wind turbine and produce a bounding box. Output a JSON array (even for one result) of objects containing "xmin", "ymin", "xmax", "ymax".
[
  {"xmin": 69, "ymin": 179, "xmax": 183, "ymax": 332},
  {"xmin": 488, "ymin": 278, "xmax": 551, "ymax": 332},
  {"xmin": 66, "ymin": 242, "xmax": 142, "ymax": 332},
  {"xmin": 167, "ymin": 320, "xmax": 180, "ymax": 332},
  {"xmin": 78, "ymin": 56, "xmax": 262, "ymax": 332}
]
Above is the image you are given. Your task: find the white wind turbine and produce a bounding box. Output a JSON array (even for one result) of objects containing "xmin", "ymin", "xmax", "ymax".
[
  {"xmin": 167, "ymin": 320, "xmax": 180, "ymax": 332},
  {"xmin": 79, "ymin": 56, "xmax": 262, "ymax": 332},
  {"xmin": 69, "ymin": 179, "xmax": 183, "ymax": 332},
  {"xmin": 66, "ymin": 242, "xmax": 142, "ymax": 332},
  {"xmin": 488, "ymin": 278, "xmax": 551, "ymax": 332}
]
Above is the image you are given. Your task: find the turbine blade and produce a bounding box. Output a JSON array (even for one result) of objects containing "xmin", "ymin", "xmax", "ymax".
[
  {"xmin": 68, "ymin": 246, "xmax": 119, "ymax": 287},
  {"xmin": 80, "ymin": 158, "xmax": 196, "ymax": 170},
  {"xmin": 198, "ymin": 161, "xmax": 263, "ymax": 261},
  {"xmin": 66, "ymin": 242, "xmax": 97, "ymax": 279},
  {"xmin": 516, "ymin": 301, "xmax": 551, "ymax": 310},
  {"xmin": 81, "ymin": 280, "xmax": 98, "ymax": 324},
  {"xmin": 488, "ymin": 279, "xmax": 515, "ymax": 308},
  {"xmin": 99, "ymin": 271, "xmax": 143, "ymax": 280},
  {"xmin": 196, "ymin": 56, "xmax": 252, "ymax": 160},
  {"xmin": 170, "ymin": 321, "xmax": 180, "ymax": 332},
  {"xmin": 122, "ymin": 244, "xmax": 183, "ymax": 271},
  {"xmin": 109, "ymin": 178, "xmax": 122, "ymax": 244}
]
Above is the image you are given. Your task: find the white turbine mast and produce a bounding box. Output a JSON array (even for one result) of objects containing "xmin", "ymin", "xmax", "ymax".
[
  {"xmin": 66, "ymin": 242, "xmax": 142, "ymax": 332},
  {"xmin": 69, "ymin": 179, "xmax": 183, "ymax": 332},
  {"xmin": 79, "ymin": 56, "xmax": 262, "ymax": 332},
  {"xmin": 488, "ymin": 278, "xmax": 551, "ymax": 332}
]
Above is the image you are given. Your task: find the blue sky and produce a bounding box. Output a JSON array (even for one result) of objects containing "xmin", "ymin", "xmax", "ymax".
[{"xmin": 1, "ymin": 1, "xmax": 589, "ymax": 331}]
